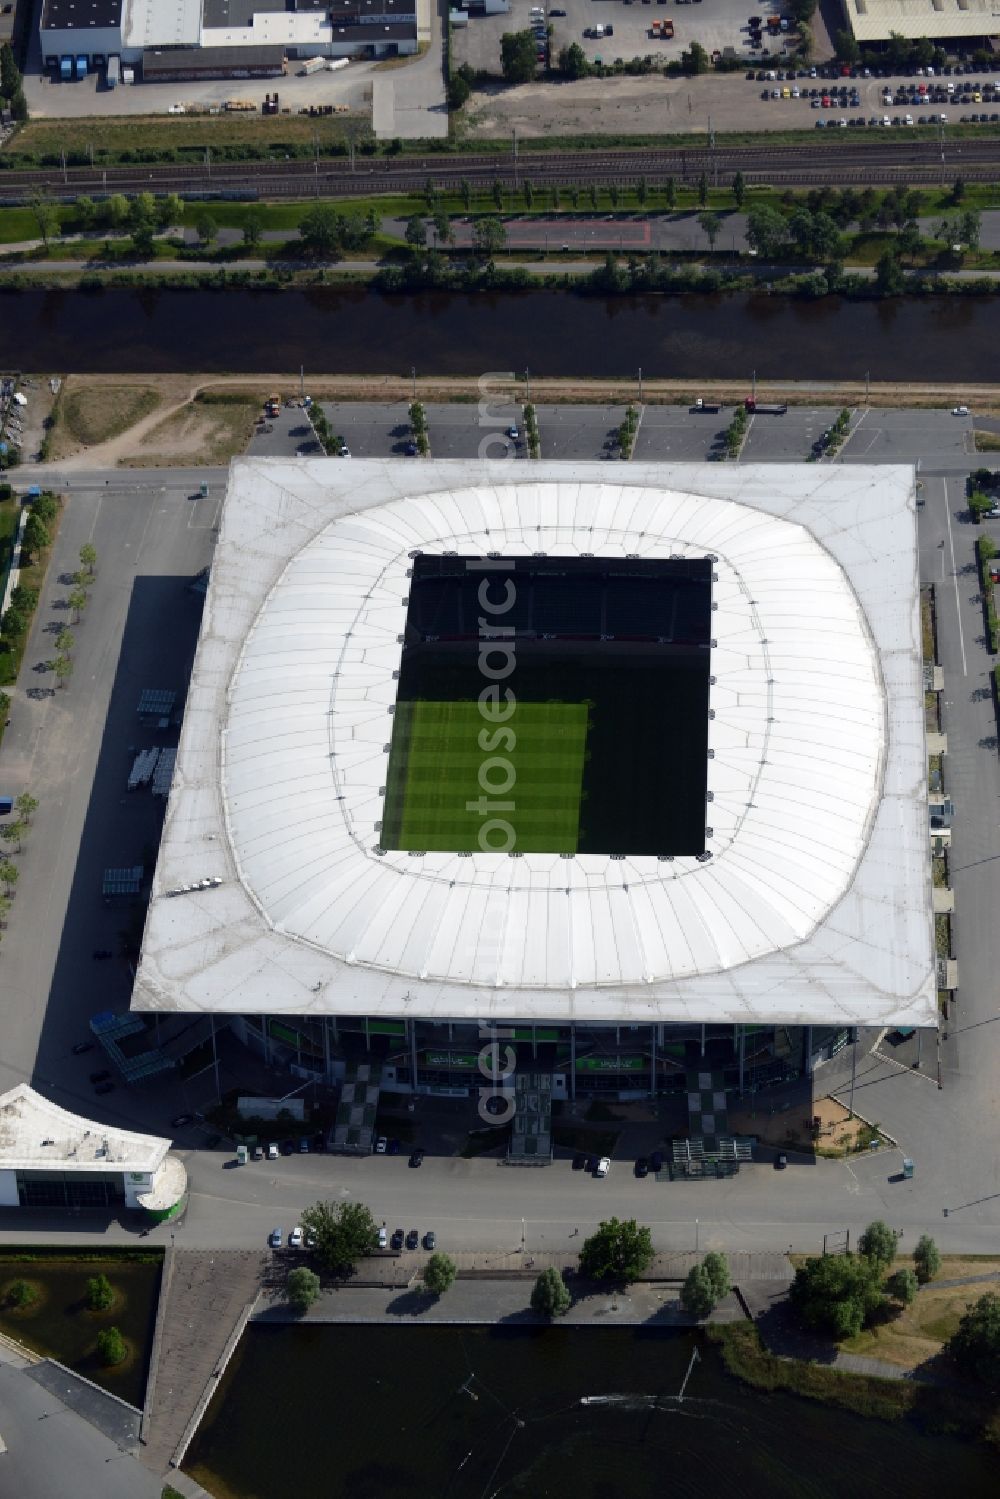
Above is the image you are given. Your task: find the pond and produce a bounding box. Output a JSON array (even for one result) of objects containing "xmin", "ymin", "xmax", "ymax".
[
  {"xmin": 184, "ymin": 1323, "xmax": 998, "ymax": 1499},
  {"xmin": 0, "ymin": 1252, "xmax": 162, "ymax": 1409}
]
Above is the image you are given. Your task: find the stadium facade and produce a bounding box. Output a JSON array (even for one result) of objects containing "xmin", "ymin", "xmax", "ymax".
[{"xmin": 134, "ymin": 457, "xmax": 935, "ymax": 1104}]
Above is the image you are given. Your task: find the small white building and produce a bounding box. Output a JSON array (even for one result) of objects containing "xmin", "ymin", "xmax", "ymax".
[{"xmin": 0, "ymin": 1084, "xmax": 186, "ymax": 1220}]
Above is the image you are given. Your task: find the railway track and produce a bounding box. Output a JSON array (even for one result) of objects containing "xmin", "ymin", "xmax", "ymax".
[{"xmin": 1, "ymin": 137, "xmax": 999, "ymax": 199}]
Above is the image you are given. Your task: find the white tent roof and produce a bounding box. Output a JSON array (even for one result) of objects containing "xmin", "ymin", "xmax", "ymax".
[
  {"xmin": 0, "ymin": 1084, "xmax": 169, "ymax": 1175},
  {"xmin": 135, "ymin": 458, "xmax": 934, "ymax": 1030}
]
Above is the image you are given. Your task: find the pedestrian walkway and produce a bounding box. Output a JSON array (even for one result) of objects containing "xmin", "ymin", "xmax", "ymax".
[{"xmin": 139, "ymin": 1248, "xmax": 264, "ymax": 1474}]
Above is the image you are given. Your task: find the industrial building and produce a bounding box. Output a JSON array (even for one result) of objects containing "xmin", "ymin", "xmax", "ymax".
[
  {"xmin": 39, "ymin": 0, "xmax": 421, "ymax": 78},
  {"xmin": 0, "ymin": 1084, "xmax": 186, "ymax": 1219},
  {"xmin": 132, "ymin": 458, "xmax": 935, "ymax": 1118},
  {"xmin": 842, "ymin": 0, "xmax": 999, "ymax": 50}
]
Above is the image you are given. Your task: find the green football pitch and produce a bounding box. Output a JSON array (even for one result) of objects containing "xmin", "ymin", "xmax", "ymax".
[{"xmin": 382, "ymin": 700, "xmax": 590, "ymax": 853}]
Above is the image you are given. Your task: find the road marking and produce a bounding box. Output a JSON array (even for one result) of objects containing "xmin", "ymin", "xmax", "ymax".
[{"xmin": 943, "ymin": 480, "xmax": 968, "ymax": 676}]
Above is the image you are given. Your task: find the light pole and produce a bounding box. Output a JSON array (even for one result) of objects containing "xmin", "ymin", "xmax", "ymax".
[
  {"xmin": 521, "ymin": 1217, "xmax": 526, "ymax": 1253},
  {"xmin": 411, "ymin": 366, "xmax": 416, "ymax": 402},
  {"xmin": 695, "ymin": 1218, "xmax": 699, "ymax": 1252}
]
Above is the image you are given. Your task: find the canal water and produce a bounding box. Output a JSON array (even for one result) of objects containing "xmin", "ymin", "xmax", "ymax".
[
  {"xmin": 3, "ymin": 285, "xmax": 1000, "ymax": 379},
  {"xmin": 184, "ymin": 1324, "xmax": 998, "ymax": 1499}
]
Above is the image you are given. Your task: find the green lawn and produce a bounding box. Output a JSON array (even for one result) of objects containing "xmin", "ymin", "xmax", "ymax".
[{"xmin": 383, "ymin": 699, "xmax": 589, "ymax": 853}]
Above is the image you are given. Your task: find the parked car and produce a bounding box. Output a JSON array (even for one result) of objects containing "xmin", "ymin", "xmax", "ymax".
[
  {"xmin": 375, "ymin": 1136, "xmax": 388, "ymax": 1154},
  {"xmin": 406, "ymin": 1228, "xmax": 419, "ymax": 1250},
  {"xmin": 409, "ymin": 1148, "xmax": 425, "ymax": 1167},
  {"xmin": 289, "ymin": 1225, "xmax": 303, "ymax": 1248},
  {"xmin": 312, "ymin": 1132, "xmax": 326, "ymax": 1153},
  {"xmin": 281, "ymin": 1138, "xmax": 295, "ymax": 1156},
  {"xmin": 634, "ymin": 1157, "xmax": 649, "ymax": 1178},
  {"xmin": 595, "ymin": 1156, "xmax": 611, "ymax": 1177},
  {"xmin": 775, "ymin": 1153, "xmax": 788, "ymax": 1169},
  {"xmin": 572, "ymin": 1153, "xmax": 587, "ymax": 1170},
  {"xmin": 387, "ymin": 1138, "xmax": 400, "ymax": 1155},
  {"xmin": 391, "ymin": 1228, "xmax": 405, "ymax": 1250},
  {"xmin": 71, "ymin": 1041, "xmax": 95, "ymax": 1055},
  {"xmin": 953, "ymin": 405, "xmax": 970, "ymax": 415},
  {"xmin": 171, "ymin": 1113, "xmax": 194, "ymax": 1128},
  {"xmin": 424, "ymin": 1231, "xmax": 436, "ymax": 1251},
  {"xmin": 267, "ymin": 1141, "xmax": 279, "ymax": 1160},
  {"xmin": 252, "ymin": 1144, "xmax": 264, "ymax": 1160},
  {"xmin": 649, "ymin": 1151, "xmax": 664, "ymax": 1173},
  {"xmin": 269, "ymin": 1226, "xmax": 282, "ymax": 1247},
  {"xmin": 299, "ymin": 1137, "xmax": 309, "ymax": 1153},
  {"xmin": 378, "ymin": 1226, "xmax": 388, "ymax": 1249}
]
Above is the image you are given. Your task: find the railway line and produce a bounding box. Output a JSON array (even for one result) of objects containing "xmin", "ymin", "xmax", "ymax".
[{"xmin": 1, "ymin": 136, "xmax": 999, "ymax": 200}]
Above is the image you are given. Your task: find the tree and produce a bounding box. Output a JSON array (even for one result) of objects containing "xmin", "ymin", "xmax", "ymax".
[
  {"xmin": 636, "ymin": 177, "xmax": 648, "ymax": 208},
  {"xmin": 286, "ymin": 1266, "xmax": 321, "ymax": 1313},
  {"xmin": 15, "ymin": 793, "xmax": 37, "ymax": 825},
  {"xmin": 195, "ymin": 212, "xmax": 218, "ymax": 247},
  {"xmin": 664, "ymin": 178, "xmax": 677, "ymax": 211},
  {"xmin": 158, "ymin": 193, "xmax": 183, "ymax": 230},
  {"xmin": 6, "ymin": 1278, "xmax": 37, "ymax": 1308},
  {"xmin": 460, "ymin": 179, "xmax": 472, "ymax": 212},
  {"xmin": 501, "ymin": 31, "xmax": 538, "ymax": 85},
  {"xmin": 531, "ymin": 1266, "xmax": 571, "ymax": 1318},
  {"xmin": 523, "ymin": 179, "xmax": 535, "ymax": 210},
  {"xmin": 745, "ymin": 204, "xmax": 788, "ymax": 259},
  {"xmin": 951, "ymin": 175, "xmax": 966, "ymax": 205},
  {"xmin": 0, "ymin": 894, "xmax": 11, "ymax": 927},
  {"xmin": 128, "ymin": 193, "xmax": 156, "ymax": 232},
  {"xmin": 858, "ymin": 1220, "xmax": 897, "ymax": 1271},
  {"xmin": 74, "ymin": 195, "xmax": 96, "ymax": 231},
  {"xmin": 53, "ymin": 655, "xmax": 73, "ymax": 690},
  {"xmin": 948, "ymin": 1292, "xmax": 1000, "ymax": 1387},
  {"xmin": 698, "ymin": 211, "xmax": 721, "ymax": 252},
  {"xmin": 1, "ymin": 41, "xmax": 26, "ymax": 118},
  {"xmin": 472, "ymin": 216, "xmax": 506, "ymax": 260},
  {"xmin": 405, "ymin": 214, "xmax": 427, "ymax": 251},
  {"xmin": 22, "ymin": 512, "xmax": 49, "ymax": 562},
  {"xmin": 702, "ymin": 1251, "xmax": 731, "ymax": 1301},
  {"xmin": 697, "ymin": 171, "xmax": 708, "ymax": 209},
  {"xmin": 834, "ymin": 27, "xmax": 860, "ymax": 63},
  {"xmin": 130, "ymin": 222, "xmax": 156, "ymax": 260},
  {"xmin": 55, "ymin": 628, "xmax": 74, "ymax": 656},
  {"xmin": 242, "ymin": 209, "xmax": 263, "ymax": 249},
  {"xmin": 681, "ymin": 41, "xmax": 709, "ymax": 75},
  {"xmin": 579, "ymin": 1217, "xmax": 654, "ymax": 1284},
  {"xmin": 447, "ymin": 72, "xmax": 471, "ymax": 110},
  {"xmin": 105, "ymin": 195, "xmax": 129, "ymax": 233},
  {"xmin": 681, "ymin": 1264, "xmax": 715, "ymax": 1319},
  {"xmin": 913, "ymin": 1235, "xmax": 941, "ymax": 1285},
  {"xmin": 68, "ymin": 587, "xmax": 89, "ymax": 622},
  {"xmin": 0, "ymin": 860, "xmax": 17, "ymax": 897},
  {"xmin": 790, "ymin": 1253, "xmax": 886, "ymax": 1339},
  {"xmin": 960, "ymin": 208, "xmax": 982, "ymax": 252},
  {"xmin": 86, "ymin": 1273, "xmax": 114, "ymax": 1311},
  {"xmin": 423, "ymin": 1252, "xmax": 457, "ymax": 1296},
  {"xmin": 0, "ymin": 691, "xmax": 9, "ymax": 724},
  {"xmin": 732, "ymin": 171, "xmax": 746, "ymax": 210},
  {"xmin": 875, "ymin": 248, "xmax": 905, "ymax": 295},
  {"xmin": 0, "ymin": 820, "xmax": 24, "ymax": 853},
  {"xmin": 887, "ymin": 1267, "xmax": 918, "ymax": 1307},
  {"xmin": 558, "ymin": 42, "xmax": 589, "ymax": 80},
  {"xmin": 299, "ymin": 1200, "xmax": 378, "ymax": 1275},
  {"xmin": 299, "ymin": 203, "xmax": 341, "ymax": 259},
  {"xmin": 96, "ymin": 1327, "xmax": 127, "ymax": 1366},
  {"xmin": 432, "ymin": 206, "xmax": 453, "ymax": 246},
  {"xmin": 492, "ymin": 179, "xmax": 504, "ymax": 212},
  {"xmin": 28, "ymin": 191, "xmax": 58, "ymax": 250}
]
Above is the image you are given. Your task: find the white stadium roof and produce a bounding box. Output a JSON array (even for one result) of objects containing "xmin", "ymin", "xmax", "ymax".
[{"xmin": 135, "ymin": 458, "xmax": 934, "ymax": 1030}]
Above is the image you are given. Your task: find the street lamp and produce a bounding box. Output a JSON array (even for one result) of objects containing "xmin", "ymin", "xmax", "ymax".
[{"xmin": 695, "ymin": 1218, "xmax": 699, "ymax": 1252}]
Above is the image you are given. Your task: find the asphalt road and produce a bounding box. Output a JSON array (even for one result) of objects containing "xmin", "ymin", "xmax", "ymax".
[{"xmin": 0, "ymin": 407, "xmax": 997, "ymax": 1259}]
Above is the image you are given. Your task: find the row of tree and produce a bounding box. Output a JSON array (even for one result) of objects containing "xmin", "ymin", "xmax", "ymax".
[{"xmin": 0, "ymin": 42, "xmax": 27, "ymax": 122}]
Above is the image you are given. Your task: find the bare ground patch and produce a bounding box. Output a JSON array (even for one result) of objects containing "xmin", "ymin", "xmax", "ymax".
[
  {"xmin": 117, "ymin": 394, "xmax": 258, "ymax": 468},
  {"xmin": 51, "ymin": 381, "xmax": 162, "ymax": 459}
]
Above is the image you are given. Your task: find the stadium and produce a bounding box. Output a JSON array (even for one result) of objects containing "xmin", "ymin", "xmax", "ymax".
[{"xmin": 134, "ymin": 456, "xmax": 935, "ymax": 1114}]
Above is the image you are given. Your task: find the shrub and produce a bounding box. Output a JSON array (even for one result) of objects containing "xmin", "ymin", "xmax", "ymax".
[
  {"xmin": 286, "ymin": 1266, "xmax": 321, "ymax": 1314},
  {"xmin": 96, "ymin": 1326, "xmax": 127, "ymax": 1365},
  {"xmin": 86, "ymin": 1273, "xmax": 114, "ymax": 1311},
  {"xmin": 531, "ymin": 1266, "xmax": 571, "ymax": 1318},
  {"xmin": 887, "ymin": 1268, "xmax": 918, "ymax": 1306},
  {"xmin": 6, "ymin": 1278, "xmax": 37, "ymax": 1308},
  {"xmin": 681, "ymin": 1264, "xmax": 715, "ymax": 1319},
  {"xmin": 913, "ymin": 1235, "xmax": 941, "ymax": 1285}
]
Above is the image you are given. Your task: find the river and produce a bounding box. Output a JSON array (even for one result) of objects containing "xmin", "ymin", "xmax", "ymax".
[
  {"xmin": 183, "ymin": 1324, "xmax": 998, "ymax": 1499},
  {"xmin": 2, "ymin": 285, "xmax": 1000, "ymax": 378}
]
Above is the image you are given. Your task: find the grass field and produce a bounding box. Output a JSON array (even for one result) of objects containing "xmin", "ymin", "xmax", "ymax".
[
  {"xmin": 7, "ymin": 113, "xmax": 369, "ymax": 161},
  {"xmin": 56, "ymin": 384, "xmax": 161, "ymax": 450},
  {"xmin": 383, "ymin": 699, "xmax": 589, "ymax": 853}
]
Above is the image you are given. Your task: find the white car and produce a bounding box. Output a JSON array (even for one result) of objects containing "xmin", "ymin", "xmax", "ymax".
[
  {"xmin": 377, "ymin": 1226, "xmax": 388, "ymax": 1248},
  {"xmin": 953, "ymin": 405, "xmax": 970, "ymax": 416},
  {"xmin": 595, "ymin": 1156, "xmax": 611, "ymax": 1177},
  {"xmin": 267, "ymin": 1142, "xmax": 279, "ymax": 1160},
  {"xmin": 289, "ymin": 1226, "xmax": 303, "ymax": 1248},
  {"xmin": 268, "ymin": 1226, "xmax": 282, "ymax": 1247},
  {"xmin": 374, "ymin": 1136, "xmax": 387, "ymax": 1154},
  {"xmin": 339, "ymin": 444, "xmax": 351, "ymax": 458}
]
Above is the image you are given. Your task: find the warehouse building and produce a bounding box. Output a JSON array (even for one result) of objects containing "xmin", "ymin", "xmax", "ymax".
[
  {"xmin": 842, "ymin": 0, "xmax": 999, "ymax": 50},
  {"xmin": 132, "ymin": 458, "xmax": 935, "ymax": 1116}
]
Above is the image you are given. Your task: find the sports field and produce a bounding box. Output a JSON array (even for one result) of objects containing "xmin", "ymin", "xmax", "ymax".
[{"xmin": 382, "ymin": 700, "xmax": 590, "ymax": 853}]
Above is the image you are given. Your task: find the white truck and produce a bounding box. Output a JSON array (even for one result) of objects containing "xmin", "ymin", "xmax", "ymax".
[{"xmin": 299, "ymin": 56, "xmax": 326, "ymax": 75}]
